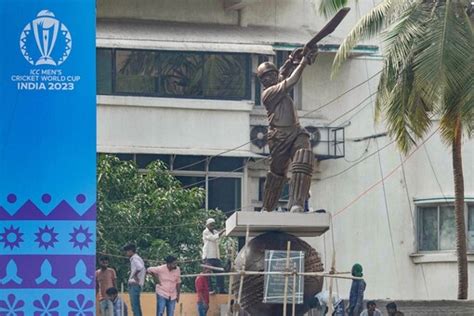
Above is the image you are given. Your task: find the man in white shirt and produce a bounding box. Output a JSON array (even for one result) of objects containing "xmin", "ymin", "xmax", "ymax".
[
  {"xmin": 202, "ymin": 218, "xmax": 226, "ymax": 293},
  {"xmin": 123, "ymin": 244, "xmax": 146, "ymax": 316},
  {"xmin": 361, "ymin": 301, "xmax": 383, "ymax": 316}
]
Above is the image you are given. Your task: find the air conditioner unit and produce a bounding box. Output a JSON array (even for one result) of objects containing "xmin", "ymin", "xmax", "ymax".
[
  {"xmin": 249, "ymin": 125, "xmax": 344, "ymax": 160},
  {"xmin": 250, "ymin": 125, "xmax": 269, "ymax": 154}
]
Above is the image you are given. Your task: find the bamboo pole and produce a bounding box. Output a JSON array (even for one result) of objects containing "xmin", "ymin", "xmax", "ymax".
[
  {"xmin": 179, "ymin": 302, "xmax": 183, "ymax": 316},
  {"xmin": 235, "ymin": 225, "xmax": 250, "ymax": 316},
  {"xmin": 180, "ymin": 271, "xmax": 361, "ymax": 279},
  {"xmin": 282, "ymin": 241, "xmax": 291, "ymax": 316},
  {"xmin": 298, "ymin": 272, "xmax": 362, "ymax": 280},
  {"xmin": 200, "ymin": 264, "xmax": 225, "ymax": 271},
  {"xmin": 120, "ymin": 283, "xmax": 124, "ymax": 316},
  {"xmin": 180, "ymin": 271, "xmax": 362, "ymax": 280},
  {"xmin": 227, "ymin": 246, "xmax": 235, "ymax": 315},
  {"xmin": 328, "ymin": 277, "xmax": 334, "ymax": 315},
  {"xmin": 291, "ymin": 263, "xmax": 297, "ymax": 316}
]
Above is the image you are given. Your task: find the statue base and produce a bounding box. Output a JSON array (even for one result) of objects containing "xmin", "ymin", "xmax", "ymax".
[{"xmin": 225, "ymin": 211, "xmax": 330, "ymax": 237}]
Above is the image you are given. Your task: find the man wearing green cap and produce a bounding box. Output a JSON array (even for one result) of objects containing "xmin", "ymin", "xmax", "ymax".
[{"xmin": 347, "ymin": 263, "xmax": 366, "ymax": 316}]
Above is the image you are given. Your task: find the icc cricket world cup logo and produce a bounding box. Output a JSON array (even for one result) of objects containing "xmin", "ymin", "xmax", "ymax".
[{"xmin": 20, "ymin": 10, "xmax": 72, "ymax": 66}]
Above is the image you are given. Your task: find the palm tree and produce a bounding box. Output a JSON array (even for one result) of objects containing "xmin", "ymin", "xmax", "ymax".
[{"xmin": 318, "ymin": 0, "xmax": 473, "ymax": 299}]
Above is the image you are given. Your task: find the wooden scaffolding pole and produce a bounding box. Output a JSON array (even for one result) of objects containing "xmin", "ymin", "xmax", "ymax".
[
  {"xmin": 235, "ymin": 225, "xmax": 250, "ymax": 316},
  {"xmin": 181, "ymin": 271, "xmax": 361, "ymax": 280},
  {"xmin": 291, "ymin": 263, "xmax": 297, "ymax": 316},
  {"xmin": 227, "ymin": 245, "xmax": 235, "ymax": 313},
  {"xmin": 282, "ymin": 241, "xmax": 291, "ymax": 316}
]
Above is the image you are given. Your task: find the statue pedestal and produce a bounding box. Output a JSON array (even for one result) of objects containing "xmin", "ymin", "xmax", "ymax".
[{"xmin": 225, "ymin": 211, "xmax": 330, "ymax": 237}]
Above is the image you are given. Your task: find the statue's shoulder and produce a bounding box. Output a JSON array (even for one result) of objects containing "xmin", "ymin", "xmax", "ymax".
[{"xmin": 262, "ymin": 81, "xmax": 285, "ymax": 102}]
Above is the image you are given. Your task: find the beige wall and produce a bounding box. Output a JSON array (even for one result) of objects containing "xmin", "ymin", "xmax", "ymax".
[{"xmin": 97, "ymin": 293, "xmax": 229, "ymax": 316}]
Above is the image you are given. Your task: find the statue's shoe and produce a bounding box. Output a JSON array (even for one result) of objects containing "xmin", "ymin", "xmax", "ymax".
[{"xmin": 290, "ymin": 205, "xmax": 304, "ymax": 213}]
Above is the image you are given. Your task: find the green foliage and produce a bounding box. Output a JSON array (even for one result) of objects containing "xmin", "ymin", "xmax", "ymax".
[
  {"xmin": 97, "ymin": 155, "xmax": 227, "ymax": 292},
  {"xmin": 319, "ymin": 0, "xmax": 474, "ymax": 152},
  {"xmin": 319, "ymin": 0, "xmax": 351, "ymax": 18}
]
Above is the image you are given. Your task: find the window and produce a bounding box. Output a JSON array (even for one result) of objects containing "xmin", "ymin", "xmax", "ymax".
[
  {"xmin": 97, "ymin": 48, "xmax": 251, "ymax": 100},
  {"xmin": 417, "ymin": 203, "xmax": 474, "ymax": 251},
  {"xmin": 136, "ymin": 154, "xmax": 170, "ymax": 169},
  {"xmin": 172, "ymin": 156, "xmax": 242, "ymax": 215},
  {"xmin": 114, "ymin": 153, "xmax": 134, "ymax": 161},
  {"xmin": 173, "ymin": 155, "xmax": 207, "ymax": 171},
  {"xmin": 115, "ymin": 50, "xmax": 159, "ymax": 94},
  {"xmin": 208, "ymin": 177, "xmax": 241, "ymax": 215},
  {"xmin": 175, "ymin": 176, "xmax": 205, "ymax": 189},
  {"xmin": 469, "ymin": 205, "xmax": 474, "ymax": 250},
  {"xmin": 103, "ymin": 153, "xmax": 244, "ymax": 216},
  {"xmin": 208, "ymin": 157, "xmax": 243, "ymax": 172},
  {"xmin": 97, "ymin": 48, "xmax": 112, "ymax": 94}
]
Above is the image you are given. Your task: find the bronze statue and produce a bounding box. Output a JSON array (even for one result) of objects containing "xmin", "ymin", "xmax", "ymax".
[
  {"xmin": 257, "ymin": 8, "xmax": 350, "ymax": 213},
  {"xmin": 257, "ymin": 50, "xmax": 316, "ymax": 213}
]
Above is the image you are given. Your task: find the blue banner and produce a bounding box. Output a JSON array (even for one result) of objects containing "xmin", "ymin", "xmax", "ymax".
[{"xmin": 0, "ymin": 0, "xmax": 96, "ymax": 314}]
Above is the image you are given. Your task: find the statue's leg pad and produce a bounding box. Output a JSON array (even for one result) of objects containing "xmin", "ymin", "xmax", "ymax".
[
  {"xmin": 288, "ymin": 148, "xmax": 313, "ymax": 212},
  {"xmin": 262, "ymin": 172, "xmax": 287, "ymax": 212}
]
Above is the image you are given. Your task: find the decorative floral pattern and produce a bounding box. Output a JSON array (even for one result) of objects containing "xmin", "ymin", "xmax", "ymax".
[
  {"xmin": 0, "ymin": 226, "xmax": 24, "ymax": 250},
  {"xmin": 69, "ymin": 226, "xmax": 93, "ymax": 250},
  {"xmin": 33, "ymin": 294, "xmax": 59, "ymax": 316},
  {"xmin": 0, "ymin": 294, "xmax": 24, "ymax": 316},
  {"xmin": 0, "ymin": 197, "xmax": 95, "ymax": 313},
  {"xmin": 67, "ymin": 295, "xmax": 93, "ymax": 316},
  {"xmin": 34, "ymin": 226, "xmax": 59, "ymax": 250}
]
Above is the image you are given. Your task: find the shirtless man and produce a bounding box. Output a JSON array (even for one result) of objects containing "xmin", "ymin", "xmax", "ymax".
[{"xmin": 257, "ymin": 49, "xmax": 317, "ymax": 212}]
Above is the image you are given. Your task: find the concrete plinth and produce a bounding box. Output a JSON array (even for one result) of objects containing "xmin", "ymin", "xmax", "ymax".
[{"xmin": 225, "ymin": 211, "xmax": 330, "ymax": 237}]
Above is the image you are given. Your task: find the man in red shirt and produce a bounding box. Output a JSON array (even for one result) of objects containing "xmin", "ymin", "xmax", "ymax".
[{"xmin": 195, "ymin": 266, "xmax": 212, "ymax": 316}]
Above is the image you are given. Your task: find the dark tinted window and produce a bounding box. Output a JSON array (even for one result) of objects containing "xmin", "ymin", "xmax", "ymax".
[
  {"xmin": 115, "ymin": 50, "xmax": 159, "ymax": 94},
  {"xmin": 173, "ymin": 155, "xmax": 207, "ymax": 171},
  {"xmin": 208, "ymin": 177, "xmax": 241, "ymax": 215},
  {"xmin": 136, "ymin": 154, "xmax": 170, "ymax": 169},
  {"xmin": 97, "ymin": 49, "xmax": 113, "ymax": 94},
  {"xmin": 97, "ymin": 49, "xmax": 250, "ymax": 100},
  {"xmin": 208, "ymin": 157, "xmax": 243, "ymax": 172}
]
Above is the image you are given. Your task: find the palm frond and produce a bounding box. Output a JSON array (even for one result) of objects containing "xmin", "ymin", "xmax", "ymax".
[
  {"xmin": 331, "ymin": 0, "xmax": 399, "ymax": 74},
  {"xmin": 382, "ymin": 1, "xmax": 428, "ymax": 75},
  {"xmin": 382, "ymin": 57, "xmax": 432, "ymax": 153},
  {"xmin": 413, "ymin": 1, "xmax": 473, "ymax": 106},
  {"xmin": 318, "ymin": 0, "xmax": 351, "ymax": 18},
  {"xmin": 374, "ymin": 2, "xmax": 423, "ymax": 121},
  {"xmin": 374, "ymin": 58, "xmax": 397, "ymax": 121}
]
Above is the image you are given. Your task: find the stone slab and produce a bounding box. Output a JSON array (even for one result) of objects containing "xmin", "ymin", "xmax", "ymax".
[{"xmin": 225, "ymin": 211, "xmax": 330, "ymax": 237}]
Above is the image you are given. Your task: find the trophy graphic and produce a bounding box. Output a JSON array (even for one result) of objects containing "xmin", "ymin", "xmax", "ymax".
[
  {"xmin": 20, "ymin": 10, "xmax": 72, "ymax": 66},
  {"xmin": 32, "ymin": 10, "xmax": 60, "ymax": 66}
]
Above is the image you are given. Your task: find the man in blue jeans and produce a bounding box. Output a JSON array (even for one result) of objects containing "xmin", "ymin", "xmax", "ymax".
[
  {"xmin": 147, "ymin": 255, "xmax": 181, "ymax": 316},
  {"xmin": 123, "ymin": 244, "xmax": 146, "ymax": 316},
  {"xmin": 195, "ymin": 266, "xmax": 211, "ymax": 316}
]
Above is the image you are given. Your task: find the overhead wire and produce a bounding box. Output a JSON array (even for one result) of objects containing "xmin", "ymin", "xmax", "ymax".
[
  {"xmin": 98, "ymin": 129, "xmax": 440, "ymax": 268},
  {"xmin": 399, "ymin": 150, "xmax": 431, "ymax": 298},
  {"xmin": 332, "ymin": 127, "xmax": 440, "ymax": 218},
  {"xmin": 100, "ymin": 74, "xmax": 383, "ymax": 196},
  {"xmin": 154, "ymin": 70, "xmax": 382, "ymax": 173}
]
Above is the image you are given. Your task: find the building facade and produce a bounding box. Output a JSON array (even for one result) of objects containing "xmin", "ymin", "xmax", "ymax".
[{"xmin": 96, "ymin": 0, "xmax": 474, "ymax": 300}]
